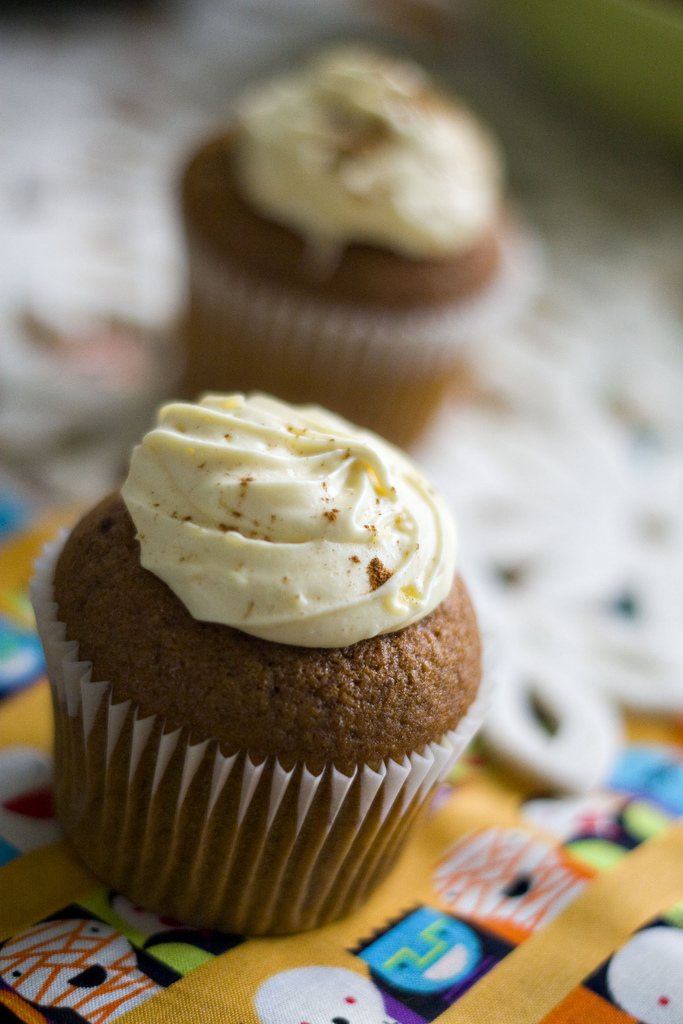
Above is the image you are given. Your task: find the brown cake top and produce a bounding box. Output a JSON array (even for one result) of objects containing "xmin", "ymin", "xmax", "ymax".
[
  {"xmin": 183, "ymin": 133, "xmax": 502, "ymax": 308},
  {"xmin": 54, "ymin": 492, "xmax": 481, "ymax": 773}
]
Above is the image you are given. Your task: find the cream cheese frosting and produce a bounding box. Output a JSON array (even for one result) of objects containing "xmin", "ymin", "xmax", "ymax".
[
  {"xmin": 121, "ymin": 393, "xmax": 456, "ymax": 647},
  {"xmin": 233, "ymin": 45, "xmax": 503, "ymax": 260}
]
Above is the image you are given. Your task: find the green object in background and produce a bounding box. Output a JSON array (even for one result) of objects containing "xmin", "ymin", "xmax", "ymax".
[
  {"xmin": 147, "ymin": 941, "xmax": 214, "ymax": 975},
  {"xmin": 491, "ymin": 0, "xmax": 683, "ymax": 157},
  {"xmin": 621, "ymin": 799, "xmax": 673, "ymax": 842},
  {"xmin": 566, "ymin": 838, "xmax": 628, "ymax": 870},
  {"xmin": 664, "ymin": 896, "xmax": 683, "ymax": 928}
]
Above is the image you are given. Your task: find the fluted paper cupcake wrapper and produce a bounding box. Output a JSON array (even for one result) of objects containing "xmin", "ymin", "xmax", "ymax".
[
  {"xmin": 32, "ymin": 534, "xmax": 489, "ymax": 935},
  {"xmin": 182, "ymin": 218, "xmax": 540, "ymax": 445}
]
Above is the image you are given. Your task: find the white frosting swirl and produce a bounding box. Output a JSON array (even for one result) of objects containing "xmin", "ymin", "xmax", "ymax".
[
  {"xmin": 233, "ymin": 45, "xmax": 503, "ymax": 260},
  {"xmin": 121, "ymin": 393, "xmax": 456, "ymax": 647}
]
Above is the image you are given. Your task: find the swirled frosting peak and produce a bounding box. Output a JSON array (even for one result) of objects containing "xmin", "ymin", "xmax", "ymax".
[
  {"xmin": 121, "ymin": 393, "xmax": 456, "ymax": 647},
  {"xmin": 233, "ymin": 45, "xmax": 502, "ymax": 259}
]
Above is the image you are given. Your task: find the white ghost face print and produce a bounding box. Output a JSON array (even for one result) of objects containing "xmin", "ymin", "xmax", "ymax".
[
  {"xmin": 607, "ymin": 926, "xmax": 683, "ymax": 1024},
  {"xmin": 0, "ymin": 747, "xmax": 62, "ymax": 856},
  {"xmin": 255, "ymin": 966, "xmax": 397, "ymax": 1024}
]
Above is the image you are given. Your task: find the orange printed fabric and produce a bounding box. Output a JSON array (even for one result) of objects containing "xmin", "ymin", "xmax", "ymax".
[{"xmin": 4, "ymin": 500, "xmax": 683, "ymax": 1024}]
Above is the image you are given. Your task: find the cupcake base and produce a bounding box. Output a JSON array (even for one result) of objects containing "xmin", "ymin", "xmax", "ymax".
[
  {"xmin": 32, "ymin": 534, "xmax": 488, "ymax": 936},
  {"xmin": 180, "ymin": 134, "xmax": 540, "ymax": 448},
  {"xmin": 181, "ymin": 278, "xmax": 464, "ymax": 449},
  {"xmin": 181, "ymin": 216, "xmax": 536, "ymax": 449}
]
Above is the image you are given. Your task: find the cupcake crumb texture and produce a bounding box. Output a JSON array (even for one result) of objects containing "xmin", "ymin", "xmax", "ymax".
[
  {"xmin": 54, "ymin": 491, "xmax": 480, "ymax": 773},
  {"xmin": 367, "ymin": 557, "xmax": 392, "ymax": 591}
]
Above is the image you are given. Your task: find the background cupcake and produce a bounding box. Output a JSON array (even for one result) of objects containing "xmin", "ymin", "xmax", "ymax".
[
  {"xmin": 181, "ymin": 45, "xmax": 529, "ymax": 448},
  {"xmin": 32, "ymin": 393, "xmax": 486, "ymax": 935}
]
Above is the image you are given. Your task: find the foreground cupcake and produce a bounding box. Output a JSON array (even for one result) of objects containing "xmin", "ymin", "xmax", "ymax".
[
  {"xmin": 181, "ymin": 45, "xmax": 522, "ymax": 447},
  {"xmin": 32, "ymin": 393, "xmax": 484, "ymax": 935}
]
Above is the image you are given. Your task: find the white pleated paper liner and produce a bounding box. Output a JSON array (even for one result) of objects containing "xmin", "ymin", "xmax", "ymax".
[
  {"xmin": 32, "ymin": 533, "xmax": 489, "ymax": 935},
  {"xmin": 182, "ymin": 215, "xmax": 541, "ymax": 445}
]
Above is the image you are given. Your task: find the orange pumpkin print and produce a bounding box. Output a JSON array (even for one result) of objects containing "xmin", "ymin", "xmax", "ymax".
[
  {"xmin": 0, "ymin": 917, "xmax": 160, "ymax": 1023},
  {"xmin": 433, "ymin": 827, "xmax": 593, "ymax": 945}
]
